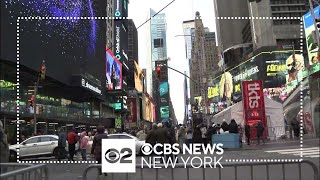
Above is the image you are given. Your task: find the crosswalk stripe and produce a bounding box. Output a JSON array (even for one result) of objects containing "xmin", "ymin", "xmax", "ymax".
[
  {"xmin": 306, "ymin": 155, "xmax": 320, "ymax": 158},
  {"xmin": 293, "ymin": 152, "xmax": 320, "ymax": 156},
  {"xmin": 278, "ymin": 150, "xmax": 319, "ymax": 154},
  {"xmin": 265, "ymin": 147, "xmax": 319, "ymax": 153}
]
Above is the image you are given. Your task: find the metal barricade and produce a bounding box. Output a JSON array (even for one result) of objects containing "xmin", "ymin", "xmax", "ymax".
[
  {"xmin": 82, "ymin": 160, "xmax": 319, "ymax": 180},
  {"xmin": 0, "ymin": 163, "xmax": 48, "ymax": 180}
]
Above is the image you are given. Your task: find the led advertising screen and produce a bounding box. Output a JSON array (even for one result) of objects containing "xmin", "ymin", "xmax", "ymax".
[
  {"xmin": 106, "ymin": 49, "xmax": 122, "ymax": 90},
  {"xmin": 134, "ymin": 61, "xmax": 143, "ymax": 92},
  {"xmin": 142, "ymin": 94, "xmax": 154, "ymax": 122},
  {"xmin": 1, "ymin": 1, "xmax": 107, "ymax": 85},
  {"xmin": 127, "ymin": 98, "xmax": 137, "ymax": 123},
  {"xmin": 114, "ymin": 0, "xmax": 128, "ymax": 17},
  {"xmin": 303, "ymin": 5, "xmax": 320, "ymax": 74},
  {"xmin": 207, "ymin": 49, "xmax": 298, "ymax": 103}
]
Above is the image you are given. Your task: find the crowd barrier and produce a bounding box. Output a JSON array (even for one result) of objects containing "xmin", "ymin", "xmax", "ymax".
[
  {"xmin": 82, "ymin": 160, "xmax": 319, "ymax": 180},
  {"xmin": 0, "ymin": 163, "xmax": 48, "ymax": 180}
]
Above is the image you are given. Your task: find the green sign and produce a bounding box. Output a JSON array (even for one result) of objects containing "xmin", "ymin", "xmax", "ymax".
[
  {"xmin": 112, "ymin": 103, "xmax": 122, "ymax": 110},
  {"xmin": 0, "ymin": 80, "xmax": 15, "ymax": 90},
  {"xmin": 115, "ymin": 116, "xmax": 122, "ymax": 128}
]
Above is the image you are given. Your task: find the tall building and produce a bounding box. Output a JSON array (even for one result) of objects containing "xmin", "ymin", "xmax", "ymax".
[
  {"xmin": 127, "ymin": 19, "xmax": 139, "ymax": 90},
  {"xmin": 145, "ymin": 9, "xmax": 168, "ymax": 95},
  {"xmin": 213, "ymin": 0, "xmax": 251, "ymax": 50},
  {"xmin": 190, "ymin": 12, "xmax": 219, "ymax": 125},
  {"xmin": 106, "ymin": 0, "xmax": 114, "ymax": 52},
  {"xmin": 182, "ymin": 20, "xmax": 195, "ymax": 125},
  {"xmin": 248, "ymin": 0, "xmax": 306, "ymax": 49},
  {"xmin": 128, "ymin": 19, "xmax": 139, "ymax": 63}
]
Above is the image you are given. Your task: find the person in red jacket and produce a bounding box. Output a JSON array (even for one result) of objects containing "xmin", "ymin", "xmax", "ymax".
[{"xmin": 67, "ymin": 128, "xmax": 78, "ymax": 161}]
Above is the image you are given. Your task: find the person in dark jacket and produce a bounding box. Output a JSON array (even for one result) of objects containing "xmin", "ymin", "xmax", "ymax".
[
  {"xmin": 91, "ymin": 125, "xmax": 108, "ymax": 176},
  {"xmin": 245, "ymin": 124, "xmax": 251, "ymax": 145},
  {"xmin": 66, "ymin": 128, "xmax": 78, "ymax": 161},
  {"xmin": 155, "ymin": 123, "xmax": 169, "ymax": 163},
  {"xmin": 192, "ymin": 125, "xmax": 202, "ymax": 143},
  {"xmin": 146, "ymin": 123, "xmax": 158, "ymax": 147},
  {"xmin": 165, "ymin": 122, "xmax": 177, "ymax": 162},
  {"xmin": 206, "ymin": 124, "xmax": 216, "ymax": 145},
  {"xmin": 256, "ymin": 121, "xmax": 265, "ymax": 145},
  {"xmin": 221, "ymin": 119, "xmax": 229, "ymax": 132},
  {"xmin": 229, "ymin": 119, "xmax": 239, "ymax": 134},
  {"xmin": 57, "ymin": 127, "xmax": 67, "ymax": 161}
]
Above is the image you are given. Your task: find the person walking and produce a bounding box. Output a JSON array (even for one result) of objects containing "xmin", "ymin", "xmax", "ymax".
[
  {"xmin": 146, "ymin": 123, "xmax": 158, "ymax": 155},
  {"xmin": 165, "ymin": 122, "xmax": 177, "ymax": 162},
  {"xmin": 200, "ymin": 124, "xmax": 207, "ymax": 144},
  {"xmin": 137, "ymin": 128, "xmax": 147, "ymax": 140},
  {"xmin": 80, "ymin": 131, "xmax": 89, "ymax": 161},
  {"xmin": 91, "ymin": 125, "xmax": 108, "ymax": 176},
  {"xmin": 178, "ymin": 125, "xmax": 186, "ymax": 148},
  {"xmin": 245, "ymin": 124, "xmax": 251, "ymax": 145},
  {"xmin": 206, "ymin": 124, "xmax": 216, "ymax": 145},
  {"xmin": 57, "ymin": 127, "xmax": 67, "ymax": 161},
  {"xmin": 155, "ymin": 123, "xmax": 169, "ymax": 163},
  {"xmin": 229, "ymin": 119, "xmax": 239, "ymax": 134},
  {"xmin": 192, "ymin": 125, "xmax": 202, "ymax": 143},
  {"xmin": 256, "ymin": 121, "xmax": 265, "ymax": 145},
  {"xmin": 186, "ymin": 128, "xmax": 193, "ymax": 145},
  {"xmin": 66, "ymin": 128, "xmax": 78, "ymax": 161}
]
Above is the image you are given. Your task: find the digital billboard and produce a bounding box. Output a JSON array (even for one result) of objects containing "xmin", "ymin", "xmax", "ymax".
[
  {"xmin": 114, "ymin": 0, "xmax": 128, "ymax": 17},
  {"xmin": 207, "ymin": 49, "xmax": 300, "ymax": 104},
  {"xmin": 303, "ymin": 6, "xmax": 320, "ymax": 74},
  {"xmin": 106, "ymin": 49, "xmax": 122, "ymax": 90},
  {"xmin": 142, "ymin": 94, "xmax": 154, "ymax": 122},
  {"xmin": 127, "ymin": 98, "xmax": 137, "ymax": 123},
  {"xmin": 134, "ymin": 61, "xmax": 143, "ymax": 92},
  {"xmin": 155, "ymin": 60, "xmax": 170, "ymax": 121},
  {"xmin": 1, "ymin": 1, "xmax": 107, "ymax": 86}
]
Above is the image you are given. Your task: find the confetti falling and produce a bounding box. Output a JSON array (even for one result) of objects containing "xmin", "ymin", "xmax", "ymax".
[{"xmin": 3, "ymin": 0, "xmax": 102, "ymax": 59}]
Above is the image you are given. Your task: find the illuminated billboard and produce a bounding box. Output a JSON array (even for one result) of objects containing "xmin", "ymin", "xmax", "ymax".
[
  {"xmin": 114, "ymin": 19, "xmax": 128, "ymax": 70},
  {"xmin": 142, "ymin": 94, "xmax": 154, "ymax": 122},
  {"xmin": 127, "ymin": 98, "xmax": 137, "ymax": 123},
  {"xmin": 106, "ymin": 49, "xmax": 122, "ymax": 90},
  {"xmin": 207, "ymin": 49, "xmax": 300, "ymax": 103},
  {"xmin": 303, "ymin": 6, "xmax": 320, "ymax": 74},
  {"xmin": 134, "ymin": 61, "xmax": 143, "ymax": 92}
]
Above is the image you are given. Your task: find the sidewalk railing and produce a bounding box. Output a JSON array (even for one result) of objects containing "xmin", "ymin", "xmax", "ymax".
[
  {"xmin": 82, "ymin": 160, "xmax": 319, "ymax": 180},
  {"xmin": 0, "ymin": 163, "xmax": 48, "ymax": 180}
]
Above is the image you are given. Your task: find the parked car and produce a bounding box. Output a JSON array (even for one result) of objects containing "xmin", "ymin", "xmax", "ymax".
[
  {"xmin": 107, "ymin": 133, "xmax": 145, "ymax": 156},
  {"xmin": 9, "ymin": 135, "xmax": 79, "ymax": 161}
]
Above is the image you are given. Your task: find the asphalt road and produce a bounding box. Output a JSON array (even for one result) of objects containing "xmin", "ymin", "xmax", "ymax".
[{"xmin": 33, "ymin": 138, "xmax": 319, "ymax": 180}]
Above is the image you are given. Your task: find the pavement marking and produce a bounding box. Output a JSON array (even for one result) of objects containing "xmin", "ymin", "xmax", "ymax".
[
  {"xmin": 265, "ymin": 147, "xmax": 319, "ymax": 153},
  {"xmin": 265, "ymin": 147, "xmax": 320, "ymax": 158}
]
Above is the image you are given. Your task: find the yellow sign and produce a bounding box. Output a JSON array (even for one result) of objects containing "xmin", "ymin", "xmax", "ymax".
[
  {"xmin": 134, "ymin": 61, "xmax": 143, "ymax": 92},
  {"xmin": 266, "ymin": 64, "xmax": 286, "ymax": 77},
  {"xmin": 0, "ymin": 80, "xmax": 15, "ymax": 90},
  {"xmin": 235, "ymin": 84, "xmax": 241, "ymax": 93},
  {"xmin": 208, "ymin": 86, "xmax": 219, "ymax": 98}
]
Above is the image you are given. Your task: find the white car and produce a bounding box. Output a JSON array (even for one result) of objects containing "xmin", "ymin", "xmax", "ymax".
[
  {"xmin": 9, "ymin": 135, "xmax": 79, "ymax": 161},
  {"xmin": 107, "ymin": 133, "xmax": 145, "ymax": 156}
]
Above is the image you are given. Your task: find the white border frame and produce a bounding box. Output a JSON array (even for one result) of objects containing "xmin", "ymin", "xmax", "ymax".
[{"xmin": 16, "ymin": 16, "xmax": 303, "ymax": 164}]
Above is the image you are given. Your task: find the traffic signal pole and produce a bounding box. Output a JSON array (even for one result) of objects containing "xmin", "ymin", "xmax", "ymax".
[{"xmin": 33, "ymin": 82, "xmax": 37, "ymax": 135}]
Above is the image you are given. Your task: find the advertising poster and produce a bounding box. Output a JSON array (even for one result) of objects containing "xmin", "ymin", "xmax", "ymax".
[
  {"xmin": 207, "ymin": 50, "xmax": 297, "ymax": 104},
  {"xmin": 242, "ymin": 80, "xmax": 267, "ymax": 139},
  {"xmin": 134, "ymin": 61, "xmax": 143, "ymax": 92},
  {"xmin": 159, "ymin": 82, "xmax": 170, "ymax": 119},
  {"xmin": 303, "ymin": 5, "xmax": 320, "ymax": 67},
  {"xmin": 106, "ymin": 49, "xmax": 122, "ymax": 90},
  {"xmin": 142, "ymin": 95, "xmax": 154, "ymax": 122},
  {"xmin": 127, "ymin": 98, "xmax": 137, "ymax": 123}
]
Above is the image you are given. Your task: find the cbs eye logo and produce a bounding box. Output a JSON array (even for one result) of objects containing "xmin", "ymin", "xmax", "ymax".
[{"xmin": 104, "ymin": 148, "xmax": 133, "ymax": 164}]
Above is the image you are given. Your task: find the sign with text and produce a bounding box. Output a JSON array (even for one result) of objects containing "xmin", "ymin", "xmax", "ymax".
[{"xmin": 242, "ymin": 80, "xmax": 267, "ymax": 138}]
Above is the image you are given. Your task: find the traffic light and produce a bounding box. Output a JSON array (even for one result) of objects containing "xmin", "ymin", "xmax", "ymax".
[
  {"xmin": 28, "ymin": 95, "xmax": 34, "ymax": 108},
  {"xmin": 316, "ymin": 18, "xmax": 320, "ymax": 29},
  {"xmin": 156, "ymin": 66, "xmax": 161, "ymax": 79},
  {"xmin": 39, "ymin": 61, "xmax": 46, "ymax": 80}
]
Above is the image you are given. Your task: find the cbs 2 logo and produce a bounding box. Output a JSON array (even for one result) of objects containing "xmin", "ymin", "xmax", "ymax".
[{"xmin": 104, "ymin": 148, "xmax": 133, "ymax": 163}]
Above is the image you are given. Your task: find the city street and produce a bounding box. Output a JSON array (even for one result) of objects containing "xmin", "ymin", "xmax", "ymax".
[{"xmin": 22, "ymin": 139, "xmax": 319, "ymax": 180}]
